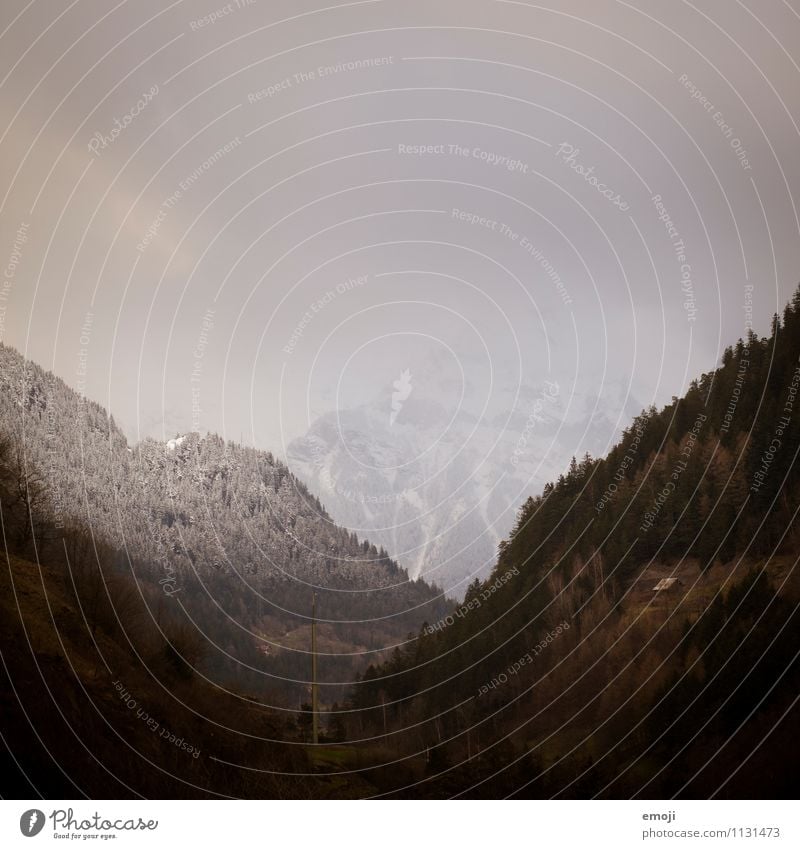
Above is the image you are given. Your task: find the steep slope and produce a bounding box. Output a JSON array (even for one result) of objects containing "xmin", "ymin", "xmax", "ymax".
[
  {"xmin": 346, "ymin": 287, "xmax": 800, "ymax": 798},
  {"xmin": 0, "ymin": 550, "xmax": 315, "ymax": 799},
  {"xmin": 0, "ymin": 343, "xmax": 449, "ymax": 697}
]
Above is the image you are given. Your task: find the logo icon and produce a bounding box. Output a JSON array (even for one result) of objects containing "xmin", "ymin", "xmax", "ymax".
[
  {"xmin": 390, "ymin": 369, "xmax": 413, "ymax": 426},
  {"xmin": 20, "ymin": 809, "xmax": 45, "ymax": 837}
]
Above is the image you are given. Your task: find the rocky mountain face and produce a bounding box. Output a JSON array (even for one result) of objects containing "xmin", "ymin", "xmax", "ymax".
[{"xmin": 289, "ymin": 349, "xmax": 642, "ymax": 597}]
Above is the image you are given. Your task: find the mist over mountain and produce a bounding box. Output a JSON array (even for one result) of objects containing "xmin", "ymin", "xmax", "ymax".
[{"xmin": 288, "ymin": 344, "xmax": 643, "ymax": 596}]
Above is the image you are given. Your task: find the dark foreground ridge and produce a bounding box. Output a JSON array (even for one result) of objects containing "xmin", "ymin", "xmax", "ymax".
[{"xmin": 349, "ymin": 287, "xmax": 800, "ymax": 798}]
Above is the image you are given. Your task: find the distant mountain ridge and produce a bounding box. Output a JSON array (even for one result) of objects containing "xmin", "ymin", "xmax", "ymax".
[{"xmin": 289, "ymin": 349, "xmax": 643, "ymax": 596}]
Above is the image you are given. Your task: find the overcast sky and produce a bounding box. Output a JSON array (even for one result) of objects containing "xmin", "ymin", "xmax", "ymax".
[{"xmin": 2, "ymin": 0, "xmax": 799, "ymax": 459}]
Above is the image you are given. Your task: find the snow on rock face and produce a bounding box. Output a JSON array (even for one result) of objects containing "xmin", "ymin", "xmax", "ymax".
[
  {"xmin": 289, "ymin": 401, "xmax": 557, "ymax": 596},
  {"xmin": 0, "ymin": 345, "xmax": 442, "ymax": 605},
  {"xmin": 288, "ymin": 351, "xmax": 641, "ymax": 598}
]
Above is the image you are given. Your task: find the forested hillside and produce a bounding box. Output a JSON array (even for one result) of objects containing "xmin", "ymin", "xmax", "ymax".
[
  {"xmin": 347, "ymin": 287, "xmax": 800, "ymax": 798},
  {"xmin": 0, "ymin": 549, "xmax": 320, "ymax": 799},
  {"xmin": 0, "ymin": 344, "xmax": 448, "ymax": 700}
]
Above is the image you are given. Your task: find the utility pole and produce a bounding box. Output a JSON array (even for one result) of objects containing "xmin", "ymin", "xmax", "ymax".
[{"xmin": 311, "ymin": 592, "xmax": 319, "ymax": 745}]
